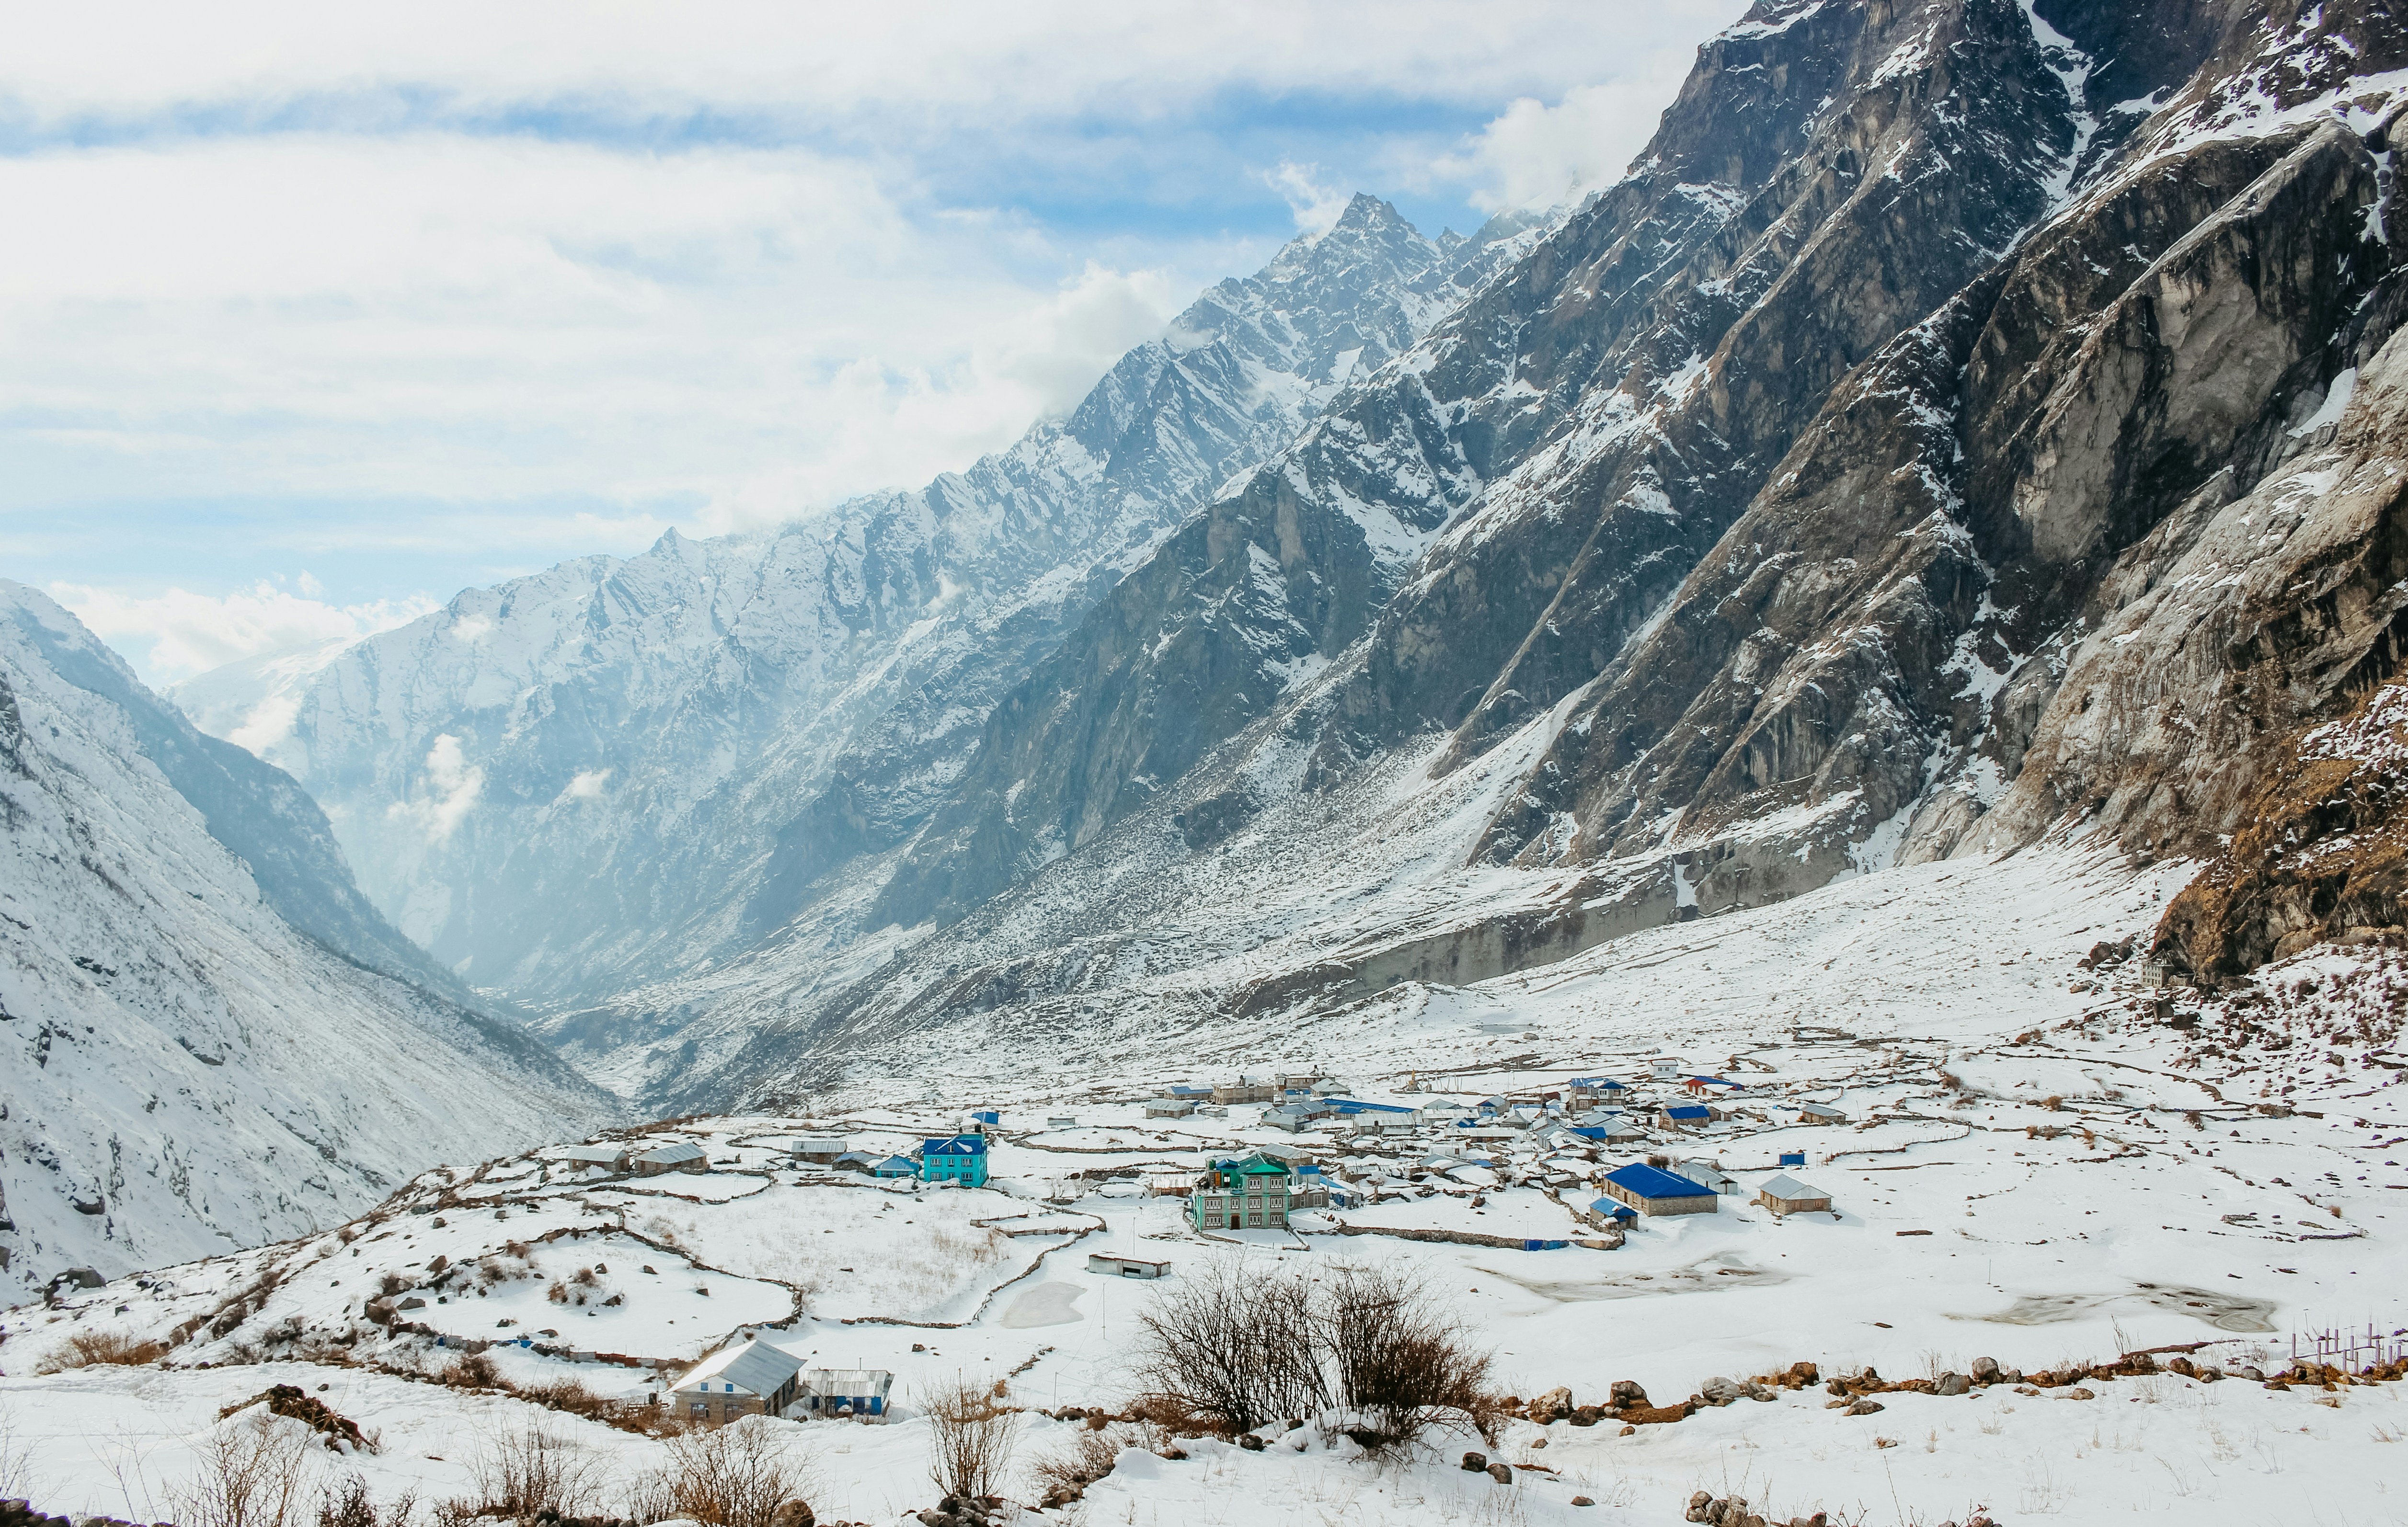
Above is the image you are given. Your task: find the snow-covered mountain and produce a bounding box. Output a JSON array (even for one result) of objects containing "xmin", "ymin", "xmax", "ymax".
[
  {"xmin": 161, "ymin": 0, "xmax": 2408, "ymax": 1130},
  {"xmin": 615, "ymin": 0, "xmax": 2408, "ymax": 1111},
  {"xmin": 0, "ymin": 582, "xmax": 615, "ymax": 1300},
  {"xmin": 178, "ymin": 199, "xmax": 1542, "ymax": 1058}
]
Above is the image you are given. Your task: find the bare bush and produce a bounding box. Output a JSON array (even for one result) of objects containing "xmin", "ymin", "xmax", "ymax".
[
  {"xmin": 626, "ymin": 1420, "xmax": 814, "ymax": 1527},
  {"xmin": 1130, "ymin": 1259, "xmax": 1326, "ymax": 1433},
  {"xmin": 1319, "ymin": 1262, "xmax": 1498, "ymax": 1449},
  {"xmin": 1133, "ymin": 1257, "xmax": 1497, "ymax": 1447},
  {"xmin": 317, "ymin": 1474, "xmax": 416, "ymax": 1527},
  {"xmin": 923, "ymin": 1375, "xmax": 1021, "ymax": 1500},
  {"xmin": 1032, "ymin": 1422, "xmax": 1123, "ymax": 1503},
  {"xmin": 0, "ymin": 1400, "xmax": 32, "ymax": 1500},
  {"xmin": 37, "ymin": 1328, "xmax": 172, "ymax": 1372},
  {"xmin": 169, "ymin": 1413, "xmax": 320, "ymax": 1527},
  {"xmin": 447, "ymin": 1419, "xmax": 604, "ymax": 1525}
]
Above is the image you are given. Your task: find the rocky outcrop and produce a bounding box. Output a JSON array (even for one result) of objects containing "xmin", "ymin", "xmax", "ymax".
[{"xmin": 2157, "ymin": 675, "xmax": 2408, "ymax": 981}]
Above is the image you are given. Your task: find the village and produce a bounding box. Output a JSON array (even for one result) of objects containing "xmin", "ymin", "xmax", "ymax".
[{"xmin": 5, "ymin": 852, "xmax": 2407, "ymax": 1524}]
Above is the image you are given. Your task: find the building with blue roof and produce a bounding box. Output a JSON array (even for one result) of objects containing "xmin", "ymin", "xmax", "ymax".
[
  {"xmin": 1600, "ymin": 1162, "xmax": 1718, "ymax": 1217},
  {"xmin": 920, "ymin": 1134, "xmax": 989, "ymax": 1187}
]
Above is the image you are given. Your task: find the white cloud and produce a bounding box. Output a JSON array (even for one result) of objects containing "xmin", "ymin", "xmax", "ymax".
[
  {"xmin": 1432, "ymin": 2, "xmax": 1750, "ymax": 212},
  {"xmin": 387, "ymin": 733, "xmax": 483, "ymax": 844},
  {"xmin": 558, "ymin": 769, "xmax": 612, "ymax": 803},
  {"xmin": 1262, "ymin": 161, "xmax": 1353, "ymax": 235},
  {"xmin": 52, "ymin": 578, "xmax": 437, "ymax": 684},
  {"xmin": 4, "ymin": 3, "xmax": 1743, "ymax": 128},
  {"xmin": 0, "ymin": 134, "xmax": 1203, "ymax": 546}
]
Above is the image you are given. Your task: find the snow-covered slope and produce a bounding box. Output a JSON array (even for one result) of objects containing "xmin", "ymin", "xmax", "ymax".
[
  {"xmin": 176, "ymin": 199, "xmax": 1540, "ymax": 1026},
  {"xmin": 0, "ymin": 583, "xmax": 616, "ymax": 1302}
]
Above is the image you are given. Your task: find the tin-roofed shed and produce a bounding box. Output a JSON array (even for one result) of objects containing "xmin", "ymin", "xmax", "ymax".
[{"xmin": 633, "ymin": 1141, "xmax": 709, "ymax": 1176}]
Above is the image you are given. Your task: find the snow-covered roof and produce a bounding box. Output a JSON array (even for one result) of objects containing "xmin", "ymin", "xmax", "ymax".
[
  {"xmin": 674, "ymin": 1338, "xmax": 802, "ymax": 1397},
  {"xmin": 557, "ymin": 1144, "xmax": 626, "ymax": 1164},
  {"xmin": 1759, "ymin": 1173, "xmax": 1830, "ymax": 1201},
  {"xmin": 636, "ymin": 1141, "xmax": 707, "ymax": 1165}
]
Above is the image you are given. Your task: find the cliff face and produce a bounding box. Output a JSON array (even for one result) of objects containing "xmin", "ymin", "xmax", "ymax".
[{"xmin": 874, "ymin": 0, "xmax": 2103, "ymax": 927}]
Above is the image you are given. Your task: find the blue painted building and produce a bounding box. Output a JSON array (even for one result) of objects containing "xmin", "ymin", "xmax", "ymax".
[{"xmin": 920, "ymin": 1134, "xmax": 990, "ymax": 1187}]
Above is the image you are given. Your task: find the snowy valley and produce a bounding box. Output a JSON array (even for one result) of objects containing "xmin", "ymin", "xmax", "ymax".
[{"xmin": 7, "ymin": 0, "xmax": 2408, "ymax": 1522}]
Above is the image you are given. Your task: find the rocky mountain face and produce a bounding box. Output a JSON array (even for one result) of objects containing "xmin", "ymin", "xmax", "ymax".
[
  {"xmin": 187, "ymin": 198, "xmax": 1537, "ymax": 1050},
  {"xmin": 0, "ymin": 583, "xmax": 614, "ymax": 1299},
  {"xmin": 655, "ymin": 0, "xmax": 2407, "ymax": 1107}
]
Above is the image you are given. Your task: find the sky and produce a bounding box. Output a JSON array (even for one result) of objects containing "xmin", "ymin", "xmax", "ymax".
[{"xmin": 0, "ymin": 0, "xmax": 1749, "ymax": 685}]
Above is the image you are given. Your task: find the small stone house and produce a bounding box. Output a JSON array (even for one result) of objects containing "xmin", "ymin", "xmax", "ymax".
[
  {"xmin": 671, "ymin": 1338, "xmax": 803, "ymax": 1425},
  {"xmin": 556, "ymin": 1144, "xmax": 629, "ymax": 1173},
  {"xmin": 1756, "ymin": 1173, "xmax": 1835, "ymax": 1216},
  {"xmin": 1580, "ymin": 1197, "xmax": 1639, "ymax": 1229},
  {"xmin": 794, "ymin": 1136, "xmax": 849, "ymax": 1164},
  {"xmin": 633, "ymin": 1141, "xmax": 709, "ymax": 1176},
  {"xmin": 1146, "ymin": 1097, "xmax": 1196, "ymax": 1117},
  {"xmin": 1213, "ymin": 1077, "xmax": 1275, "ymax": 1105},
  {"xmin": 1798, "ymin": 1102, "xmax": 1848, "ymax": 1124},
  {"xmin": 1190, "ymin": 1151, "xmax": 1295, "ymax": 1231}
]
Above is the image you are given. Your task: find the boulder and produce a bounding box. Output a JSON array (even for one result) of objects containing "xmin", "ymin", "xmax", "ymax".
[
  {"xmin": 1699, "ymin": 1375, "xmax": 1743, "ymax": 1405},
  {"xmin": 1485, "ymin": 1463, "xmax": 1513, "ymax": 1485},
  {"xmin": 767, "ymin": 1503, "xmax": 815, "ymax": 1527},
  {"xmin": 1608, "ymin": 1379, "xmax": 1649, "ymax": 1409},
  {"xmin": 1527, "ymin": 1385, "xmax": 1574, "ymax": 1423},
  {"xmin": 1937, "ymin": 1372, "xmax": 1971, "ymax": 1396},
  {"xmin": 1460, "ymin": 1452, "xmax": 1488, "ymax": 1473},
  {"xmin": 1969, "ymin": 1356, "xmax": 2000, "ymax": 1382},
  {"xmin": 1846, "ymin": 1399, "xmax": 1885, "ymax": 1416}
]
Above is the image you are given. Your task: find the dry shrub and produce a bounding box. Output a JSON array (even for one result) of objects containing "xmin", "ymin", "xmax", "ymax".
[
  {"xmin": 442, "ymin": 1353, "xmax": 507, "ymax": 1390},
  {"xmin": 1130, "ymin": 1259, "xmax": 1322, "ymax": 1433},
  {"xmin": 923, "ymin": 1375, "xmax": 1021, "ymax": 1500},
  {"xmin": 626, "ymin": 1418, "xmax": 813, "ymax": 1527},
  {"xmin": 1032, "ymin": 1422, "xmax": 1123, "ymax": 1503},
  {"xmin": 446, "ymin": 1419, "xmax": 603, "ymax": 1525},
  {"xmin": 317, "ymin": 1474, "xmax": 416, "ymax": 1527},
  {"xmin": 1320, "ymin": 1262, "xmax": 1499, "ymax": 1449},
  {"xmin": 36, "ymin": 1328, "xmax": 169, "ymax": 1372},
  {"xmin": 170, "ymin": 1413, "xmax": 320, "ymax": 1527},
  {"xmin": 1133, "ymin": 1257, "xmax": 1498, "ymax": 1448},
  {"xmin": 0, "ymin": 1399, "xmax": 32, "ymax": 1501}
]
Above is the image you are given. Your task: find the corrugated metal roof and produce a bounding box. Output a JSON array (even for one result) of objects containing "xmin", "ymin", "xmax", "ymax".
[
  {"xmin": 1662, "ymin": 1105, "xmax": 1713, "ymax": 1120},
  {"xmin": 675, "ymin": 1338, "xmax": 802, "ymax": 1396},
  {"xmin": 558, "ymin": 1145, "xmax": 625, "ymax": 1164},
  {"xmin": 1604, "ymin": 1162, "xmax": 1715, "ymax": 1200},
  {"xmin": 924, "ymin": 1134, "xmax": 987, "ymax": 1155},
  {"xmin": 637, "ymin": 1141, "xmax": 707, "ymax": 1164},
  {"xmin": 1759, "ymin": 1173, "xmax": 1829, "ymax": 1201}
]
